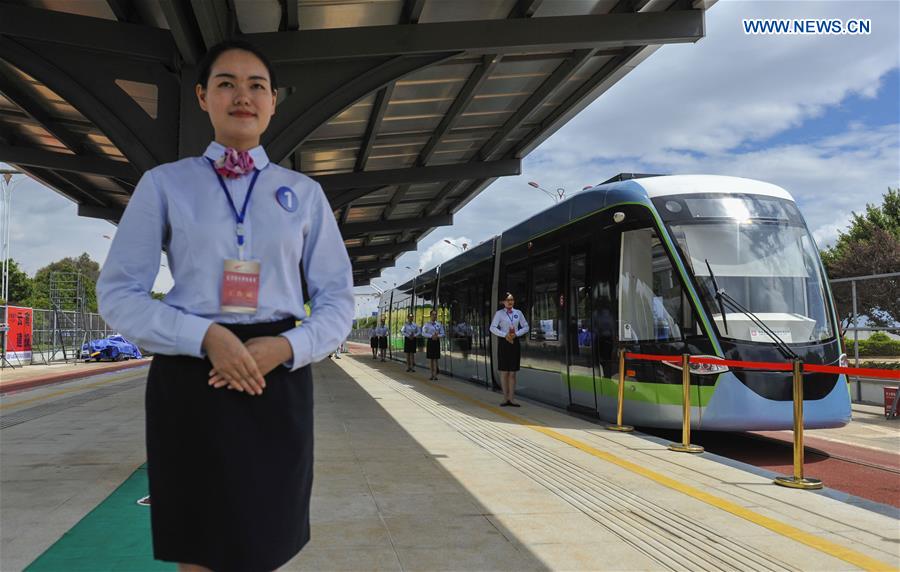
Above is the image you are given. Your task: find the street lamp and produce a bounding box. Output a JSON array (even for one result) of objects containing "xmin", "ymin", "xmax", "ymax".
[
  {"xmin": 443, "ymin": 239, "xmax": 468, "ymax": 252},
  {"xmin": 528, "ymin": 180, "xmax": 567, "ymax": 203}
]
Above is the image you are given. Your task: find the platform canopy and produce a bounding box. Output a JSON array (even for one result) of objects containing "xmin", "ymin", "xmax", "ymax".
[{"xmin": 0, "ymin": 0, "xmax": 711, "ymax": 285}]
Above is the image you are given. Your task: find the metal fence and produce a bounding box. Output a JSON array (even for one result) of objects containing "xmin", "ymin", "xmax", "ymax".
[{"xmin": 2, "ymin": 306, "xmax": 115, "ymax": 365}]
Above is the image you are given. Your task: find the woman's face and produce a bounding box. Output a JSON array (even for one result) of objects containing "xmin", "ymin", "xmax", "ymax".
[
  {"xmin": 196, "ymin": 49, "xmax": 276, "ymax": 149},
  {"xmin": 504, "ymin": 297, "xmax": 515, "ymax": 309}
]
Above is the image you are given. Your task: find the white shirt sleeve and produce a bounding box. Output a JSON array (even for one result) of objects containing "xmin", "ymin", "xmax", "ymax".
[
  {"xmin": 279, "ymin": 183, "xmax": 354, "ymax": 370},
  {"xmin": 489, "ymin": 310, "xmax": 505, "ymax": 338},
  {"xmin": 97, "ymin": 170, "xmax": 213, "ymax": 357},
  {"xmin": 515, "ymin": 311, "xmax": 530, "ymax": 338}
]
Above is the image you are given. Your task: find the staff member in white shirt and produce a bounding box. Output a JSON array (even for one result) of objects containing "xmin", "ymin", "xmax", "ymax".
[
  {"xmin": 96, "ymin": 39, "xmax": 353, "ymax": 572},
  {"xmin": 401, "ymin": 314, "xmax": 420, "ymax": 372},
  {"xmin": 421, "ymin": 310, "xmax": 445, "ymax": 381},
  {"xmin": 489, "ymin": 293, "xmax": 529, "ymax": 407},
  {"xmin": 373, "ymin": 317, "xmax": 389, "ymax": 362}
]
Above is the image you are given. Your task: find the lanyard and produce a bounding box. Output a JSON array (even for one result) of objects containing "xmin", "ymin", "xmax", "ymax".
[{"xmin": 207, "ymin": 158, "xmax": 261, "ymax": 260}]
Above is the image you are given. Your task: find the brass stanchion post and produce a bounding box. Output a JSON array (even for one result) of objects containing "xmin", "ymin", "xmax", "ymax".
[
  {"xmin": 774, "ymin": 359, "xmax": 822, "ymax": 489},
  {"xmin": 606, "ymin": 347, "xmax": 633, "ymax": 432},
  {"xmin": 669, "ymin": 354, "xmax": 703, "ymax": 453}
]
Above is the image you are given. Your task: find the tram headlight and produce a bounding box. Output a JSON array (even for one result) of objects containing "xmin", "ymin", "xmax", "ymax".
[
  {"xmin": 613, "ymin": 211, "xmax": 626, "ymax": 223},
  {"xmin": 662, "ymin": 355, "xmax": 729, "ymax": 375}
]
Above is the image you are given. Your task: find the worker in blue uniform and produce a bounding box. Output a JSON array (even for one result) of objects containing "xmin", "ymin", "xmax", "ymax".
[
  {"xmin": 401, "ymin": 314, "xmax": 420, "ymax": 372},
  {"xmin": 373, "ymin": 317, "xmax": 389, "ymax": 362},
  {"xmin": 421, "ymin": 310, "xmax": 446, "ymax": 381},
  {"xmin": 96, "ymin": 39, "xmax": 353, "ymax": 572}
]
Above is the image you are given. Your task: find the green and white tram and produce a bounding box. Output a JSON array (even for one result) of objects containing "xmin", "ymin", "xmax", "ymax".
[{"xmin": 378, "ymin": 174, "xmax": 850, "ymax": 430}]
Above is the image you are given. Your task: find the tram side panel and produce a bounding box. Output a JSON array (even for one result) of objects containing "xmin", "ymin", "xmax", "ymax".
[{"xmin": 437, "ymin": 252, "xmax": 495, "ymax": 388}]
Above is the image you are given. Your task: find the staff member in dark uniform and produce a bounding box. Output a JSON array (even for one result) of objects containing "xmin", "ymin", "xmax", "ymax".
[
  {"xmin": 369, "ymin": 324, "xmax": 378, "ymax": 359},
  {"xmin": 401, "ymin": 314, "xmax": 420, "ymax": 372},
  {"xmin": 421, "ymin": 310, "xmax": 445, "ymax": 381},
  {"xmin": 489, "ymin": 293, "xmax": 529, "ymax": 407},
  {"xmin": 373, "ymin": 317, "xmax": 389, "ymax": 362},
  {"xmin": 96, "ymin": 39, "xmax": 353, "ymax": 572}
]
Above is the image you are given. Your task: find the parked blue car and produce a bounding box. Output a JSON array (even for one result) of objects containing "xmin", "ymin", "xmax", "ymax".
[{"xmin": 81, "ymin": 335, "xmax": 143, "ymax": 362}]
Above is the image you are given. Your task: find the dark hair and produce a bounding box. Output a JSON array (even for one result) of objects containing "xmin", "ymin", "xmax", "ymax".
[
  {"xmin": 196, "ymin": 39, "xmax": 277, "ymax": 92},
  {"xmin": 504, "ymin": 292, "xmax": 515, "ymax": 300}
]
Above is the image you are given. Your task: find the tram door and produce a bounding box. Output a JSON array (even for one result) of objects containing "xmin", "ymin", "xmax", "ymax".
[{"xmin": 567, "ymin": 247, "xmax": 598, "ymax": 412}]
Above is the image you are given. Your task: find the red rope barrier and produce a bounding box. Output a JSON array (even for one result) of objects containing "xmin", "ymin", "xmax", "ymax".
[
  {"xmin": 623, "ymin": 352, "xmax": 900, "ymax": 380},
  {"xmin": 803, "ymin": 363, "xmax": 900, "ymax": 379}
]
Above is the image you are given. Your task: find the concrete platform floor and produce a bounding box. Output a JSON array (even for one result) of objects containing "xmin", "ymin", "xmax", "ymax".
[{"xmin": 1, "ymin": 354, "xmax": 898, "ymax": 571}]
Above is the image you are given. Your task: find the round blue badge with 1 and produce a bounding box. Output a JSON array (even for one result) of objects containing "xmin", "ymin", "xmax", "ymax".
[{"xmin": 276, "ymin": 186, "xmax": 298, "ymax": 212}]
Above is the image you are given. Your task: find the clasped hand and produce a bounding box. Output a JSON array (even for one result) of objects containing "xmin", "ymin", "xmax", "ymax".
[{"xmin": 201, "ymin": 324, "xmax": 293, "ymax": 396}]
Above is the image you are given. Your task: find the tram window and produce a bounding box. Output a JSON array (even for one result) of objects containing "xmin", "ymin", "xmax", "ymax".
[
  {"xmin": 531, "ymin": 259, "xmax": 559, "ymax": 343},
  {"xmin": 619, "ymin": 228, "xmax": 692, "ymax": 342}
]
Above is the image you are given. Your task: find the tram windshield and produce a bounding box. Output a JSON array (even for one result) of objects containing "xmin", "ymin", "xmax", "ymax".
[{"xmin": 664, "ymin": 197, "xmax": 834, "ymax": 344}]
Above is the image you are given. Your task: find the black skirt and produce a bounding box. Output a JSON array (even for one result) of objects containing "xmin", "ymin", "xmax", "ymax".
[
  {"xmin": 146, "ymin": 318, "xmax": 312, "ymax": 572},
  {"xmin": 370, "ymin": 336, "xmax": 377, "ymax": 349},
  {"xmin": 403, "ymin": 337, "xmax": 417, "ymax": 353},
  {"xmin": 497, "ymin": 335, "xmax": 521, "ymax": 371},
  {"xmin": 377, "ymin": 336, "xmax": 388, "ymax": 349},
  {"xmin": 426, "ymin": 338, "xmax": 441, "ymax": 360}
]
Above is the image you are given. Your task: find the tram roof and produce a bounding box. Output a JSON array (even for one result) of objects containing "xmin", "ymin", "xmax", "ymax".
[
  {"xmin": 0, "ymin": 0, "xmax": 715, "ymax": 286},
  {"xmin": 610, "ymin": 174, "xmax": 795, "ymax": 201},
  {"xmin": 387, "ymin": 173, "xmax": 796, "ymax": 292}
]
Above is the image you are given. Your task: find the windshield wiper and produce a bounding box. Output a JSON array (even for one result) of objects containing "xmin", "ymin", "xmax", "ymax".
[
  {"xmin": 703, "ymin": 259, "xmax": 798, "ymax": 360},
  {"xmin": 704, "ymin": 259, "xmax": 728, "ymax": 335}
]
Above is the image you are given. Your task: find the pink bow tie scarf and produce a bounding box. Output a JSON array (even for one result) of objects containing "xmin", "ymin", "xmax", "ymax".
[{"xmin": 214, "ymin": 148, "xmax": 255, "ymax": 179}]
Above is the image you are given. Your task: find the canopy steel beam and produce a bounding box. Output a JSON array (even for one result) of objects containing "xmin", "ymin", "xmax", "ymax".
[
  {"xmin": 341, "ymin": 214, "xmax": 452, "ymax": 236},
  {"xmin": 382, "ymin": 184, "xmax": 411, "ymax": 220},
  {"xmin": 424, "ymin": 180, "xmax": 464, "ymax": 216},
  {"xmin": 246, "ymin": 11, "xmax": 704, "ymax": 62},
  {"xmin": 330, "ymin": 185, "xmax": 391, "ymax": 211},
  {"xmin": 0, "ymin": 144, "xmax": 138, "ymax": 180},
  {"xmin": 106, "ymin": 0, "xmax": 141, "ymax": 24},
  {"xmin": 0, "ymin": 37, "xmax": 168, "ymax": 172},
  {"xmin": 353, "ymin": 260, "xmax": 394, "ymax": 272},
  {"xmin": 402, "ymin": 0, "xmax": 426, "ymax": 24},
  {"xmin": 509, "ymin": 0, "xmax": 545, "ymax": 18},
  {"xmin": 0, "ymin": 3, "xmax": 176, "ymax": 64},
  {"xmin": 160, "ymin": 0, "xmax": 205, "ymax": 66},
  {"xmin": 0, "ymin": 62, "xmax": 89, "ymax": 154},
  {"xmin": 318, "ymin": 159, "xmax": 520, "ymax": 192},
  {"xmin": 78, "ymin": 204, "xmax": 125, "ymax": 221},
  {"xmin": 348, "ymin": 241, "xmax": 416, "ymax": 257},
  {"xmin": 416, "ymin": 54, "xmax": 501, "ymax": 166},
  {"xmin": 515, "ymin": 46, "xmax": 648, "ymax": 158},
  {"xmin": 356, "ymin": 83, "xmax": 394, "ymax": 171},
  {"xmin": 282, "ymin": 0, "xmax": 299, "ymax": 31},
  {"xmin": 265, "ymin": 53, "xmax": 453, "ymax": 164},
  {"xmin": 479, "ymin": 48, "xmax": 594, "ymax": 161},
  {"xmin": 191, "ymin": 0, "xmax": 235, "ymax": 49}
]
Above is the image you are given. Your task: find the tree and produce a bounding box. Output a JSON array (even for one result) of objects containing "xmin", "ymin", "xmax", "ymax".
[
  {"xmin": 821, "ymin": 188, "xmax": 900, "ymax": 327},
  {"xmin": 1, "ymin": 259, "xmax": 33, "ymax": 307},
  {"xmin": 27, "ymin": 253, "xmax": 101, "ymax": 312}
]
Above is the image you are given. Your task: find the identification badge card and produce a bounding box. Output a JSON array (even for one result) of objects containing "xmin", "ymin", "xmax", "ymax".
[{"xmin": 221, "ymin": 259, "xmax": 260, "ymax": 314}]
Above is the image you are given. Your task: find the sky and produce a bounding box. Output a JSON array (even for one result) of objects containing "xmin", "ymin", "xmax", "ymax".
[{"xmin": 2, "ymin": 0, "xmax": 898, "ymax": 318}]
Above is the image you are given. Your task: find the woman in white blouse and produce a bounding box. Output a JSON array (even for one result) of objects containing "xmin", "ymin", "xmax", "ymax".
[
  {"xmin": 489, "ymin": 293, "xmax": 529, "ymax": 406},
  {"xmin": 96, "ymin": 39, "xmax": 353, "ymax": 572}
]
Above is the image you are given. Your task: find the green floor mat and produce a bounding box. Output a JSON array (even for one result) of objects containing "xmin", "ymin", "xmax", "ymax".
[{"xmin": 26, "ymin": 465, "xmax": 173, "ymax": 572}]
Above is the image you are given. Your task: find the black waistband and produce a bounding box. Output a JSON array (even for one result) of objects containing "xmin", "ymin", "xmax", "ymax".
[{"xmin": 218, "ymin": 318, "xmax": 297, "ymax": 341}]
